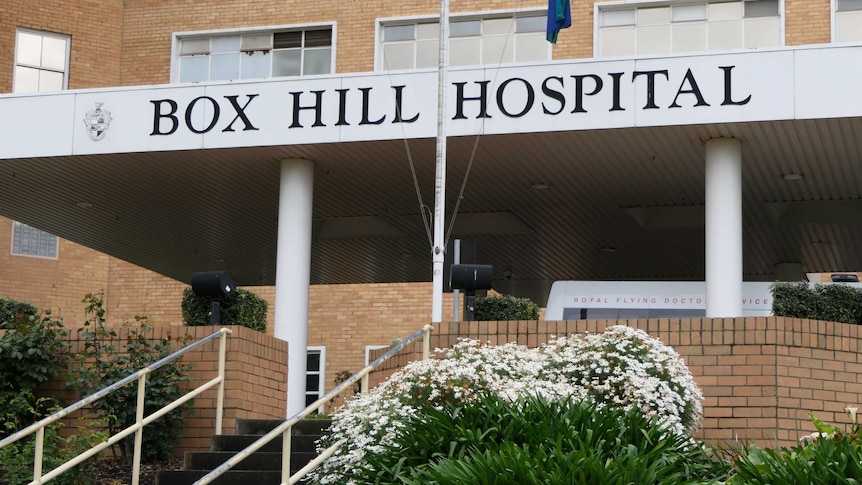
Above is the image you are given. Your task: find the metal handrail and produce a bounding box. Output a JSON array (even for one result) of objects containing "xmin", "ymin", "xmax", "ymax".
[
  {"xmin": 192, "ymin": 323, "xmax": 435, "ymax": 485},
  {"xmin": 0, "ymin": 327, "xmax": 232, "ymax": 485}
]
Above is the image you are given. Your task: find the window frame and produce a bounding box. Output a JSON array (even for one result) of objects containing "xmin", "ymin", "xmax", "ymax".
[
  {"xmin": 832, "ymin": 0, "xmax": 862, "ymax": 42},
  {"xmin": 305, "ymin": 346, "xmax": 326, "ymax": 413},
  {"xmin": 170, "ymin": 23, "xmax": 337, "ymax": 83},
  {"xmin": 593, "ymin": 0, "xmax": 785, "ymax": 58},
  {"xmin": 13, "ymin": 28, "xmax": 71, "ymax": 93},
  {"xmin": 375, "ymin": 9, "xmax": 551, "ymax": 71},
  {"xmin": 10, "ymin": 221, "xmax": 59, "ymax": 259}
]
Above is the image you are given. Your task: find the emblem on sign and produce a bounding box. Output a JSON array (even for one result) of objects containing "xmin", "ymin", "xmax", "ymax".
[{"xmin": 83, "ymin": 102, "xmax": 112, "ymax": 141}]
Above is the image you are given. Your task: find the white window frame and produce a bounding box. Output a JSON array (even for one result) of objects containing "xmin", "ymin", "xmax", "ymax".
[
  {"xmin": 170, "ymin": 23, "xmax": 337, "ymax": 83},
  {"xmin": 13, "ymin": 28, "xmax": 71, "ymax": 93},
  {"xmin": 374, "ymin": 8, "xmax": 551, "ymax": 71},
  {"xmin": 593, "ymin": 0, "xmax": 785, "ymax": 57},
  {"xmin": 11, "ymin": 221, "xmax": 59, "ymax": 259},
  {"xmin": 831, "ymin": 0, "xmax": 862, "ymax": 42},
  {"xmin": 306, "ymin": 346, "xmax": 326, "ymax": 413}
]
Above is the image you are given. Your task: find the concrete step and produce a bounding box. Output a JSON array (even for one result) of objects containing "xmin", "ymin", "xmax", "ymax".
[
  {"xmin": 236, "ymin": 418, "xmax": 331, "ymax": 436},
  {"xmin": 184, "ymin": 451, "xmax": 319, "ymax": 471},
  {"xmin": 210, "ymin": 433, "xmax": 319, "ymax": 452},
  {"xmin": 155, "ymin": 470, "xmax": 284, "ymax": 485}
]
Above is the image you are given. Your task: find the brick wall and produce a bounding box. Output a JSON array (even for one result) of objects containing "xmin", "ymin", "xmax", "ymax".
[{"xmin": 427, "ymin": 317, "xmax": 862, "ymax": 449}]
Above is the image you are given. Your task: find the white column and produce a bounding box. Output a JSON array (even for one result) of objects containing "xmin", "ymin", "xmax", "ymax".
[
  {"xmin": 275, "ymin": 158, "xmax": 314, "ymax": 416},
  {"xmin": 705, "ymin": 138, "xmax": 743, "ymax": 317}
]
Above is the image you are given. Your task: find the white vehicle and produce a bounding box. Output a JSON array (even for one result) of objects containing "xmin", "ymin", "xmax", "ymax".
[{"xmin": 544, "ymin": 281, "xmax": 776, "ymax": 321}]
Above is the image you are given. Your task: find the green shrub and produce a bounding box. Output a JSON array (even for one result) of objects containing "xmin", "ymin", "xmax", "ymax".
[
  {"xmin": 181, "ymin": 287, "xmax": 267, "ymax": 331},
  {"xmin": 771, "ymin": 282, "xmax": 862, "ymax": 324},
  {"xmin": 350, "ymin": 395, "xmax": 730, "ymax": 485},
  {"xmin": 0, "ymin": 296, "xmax": 39, "ymax": 330},
  {"xmin": 0, "ymin": 310, "xmax": 70, "ymax": 438},
  {"xmin": 728, "ymin": 412, "xmax": 862, "ymax": 484},
  {"xmin": 473, "ymin": 294, "xmax": 539, "ymax": 321},
  {"xmin": 66, "ymin": 293, "xmax": 194, "ymax": 463}
]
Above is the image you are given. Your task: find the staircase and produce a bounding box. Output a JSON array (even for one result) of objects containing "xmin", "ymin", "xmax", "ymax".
[{"xmin": 156, "ymin": 418, "xmax": 331, "ymax": 485}]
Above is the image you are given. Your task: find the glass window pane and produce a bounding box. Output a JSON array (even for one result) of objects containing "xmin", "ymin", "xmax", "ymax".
[
  {"xmin": 672, "ymin": 22, "xmax": 707, "ymax": 51},
  {"xmin": 303, "ymin": 48, "xmax": 331, "ymax": 75},
  {"xmin": 744, "ymin": 16, "xmax": 780, "ymax": 47},
  {"xmin": 39, "ymin": 70, "xmax": 64, "ymax": 91},
  {"xmin": 709, "ymin": 19, "xmax": 743, "ymax": 49},
  {"xmin": 837, "ymin": 11, "xmax": 862, "ymax": 41},
  {"xmin": 17, "ymin": 32, "xmax": 43, "ymax": 66},
  {"xmin": 450, "ymin": 37, "xmax": 480, "ymax": 65},
  {"xmin": 450, "ymin": 20, "xmax": 481, "ymax": 37},
  {"xmin": 516, "ymin": 15, "xmax": 546, "ymax": 33},
  {"xmin": 181, "ymin": 37, "xmax": 210, "ymax": 55},
  {"xmin": 638, "ymin": 7, "xmax": 670, "ymax": 25},
  {"xmin": 240, "ymin": 51, "xmax": 270, "ymax": 79},
  {"xmin": 382, "ymin": 43, "xmax": 415, "ymax": 70},
  {"xmin": 416, "ymin": 22, "xmax": 439, "ymax": 39},
  {"xmin": 274, "ymin": 31, "xmax": 302, "ymax": 49},
  {"xmin": 601, "ymin": 26, "xmax": 636, "ymax": 56},
  {"xmin": 515, "ymin": 32, "xmax": 548, "ymax": 61},
  {"xmin": 384, "ymin": 24, "xmax": 415, "ymax": 42},
  {"xmin": 637, "ymin": 24, "xmax": 671, "ymax": 53},
  {"xmin": 241, "ymin": 34, "xmax": 272, "ymax": 51},
  {"xmin": 838, "ymin": 0, "xmax": 862, "ymax": 11},
  {"xmin": 211, "ymin": 36, "xmax": 240, "ymax": 53},
  {"xmin": 483, "ymin": 35, "xmax": 513, "ymax": 64},
  {"xmin": 416, "ymin": 39, "xmax": 439, "ymax": 68},
  {"xmin": 273, "ymin": 50, "xmax": 301, "ymax": 77},
  {"xmin": 709, "ymin": 1, "xmax": 743, "ymax": 20},
  {"xmin": 179, "ymin": 56, "xmax": 209, "ymax": 82},
  {"xmin": 305, "ymin": 377, "xmax": 319, "ymax": 392},
  {"xmin": 305, "ymin": 29, "xmax": 332, "ymax": 47},
  {"xmin": 603, "ymin": 9, "xmax": 636, "ymax": 27},
  {"xmin": 41, "ymin": 36, "xmax": 67, "ymax": 70},
  {"xmin": 305, "ymin": 394, "xmax": 317, "ymax": 407},
  {"xmin": 12, "ymin": 222, "xmax": 57, "ymax": 257},
  {"xmin": 307, "ymin": 352, "xmax": 320, "ymax": 371},
  {"xmin": 210, "ymin": 53, "xmax": 239, "ymax": 80},
  {"xmin": 744, "ymin": 0, "xmax": 779, "ymax": 17},
  {"xmin": 14, "ymin": 66, "xmax": 40, "ymax": 93},
  {"xmin": 484, "ymin": 18, "xmax": 514, "ymax": 35},
  {"xmin": 673, "ymin": 4, "xmax": 707, "ymax": 22}
]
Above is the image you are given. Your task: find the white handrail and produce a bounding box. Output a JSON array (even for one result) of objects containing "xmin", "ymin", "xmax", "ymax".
[
  {"xmin": 192, "ymin": 323, "xmax": 434, "ymax": 485},
  {"xmin": 0, "ymin": 327, "xmax": 232, "ymax": 485}
]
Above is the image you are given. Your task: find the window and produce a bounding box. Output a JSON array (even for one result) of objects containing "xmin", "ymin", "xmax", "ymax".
[
  {"xmin": 597, "ymin": 0, "xmax": 781, "ymax": 57},
  {"xmin": 379, "ymin": 12, "xmax": 548, "ymax": 70},
  {"xmin": 12, "ymin": 221, "xmax": 58, "ymax": 258},
  {"xmin": 13, "ymin": 29, "xmax": 70, "ymax": 93},
  {"xmin": 306, "ymin": 347, "xmax": 326, "ymax": 412},
  {"xmin": 176, "ymin": 27, "xmax": 333, "ymax": 83},
  {"xmin": 835, "ymin": 0, "xmax": 862, "ymax": 42}
]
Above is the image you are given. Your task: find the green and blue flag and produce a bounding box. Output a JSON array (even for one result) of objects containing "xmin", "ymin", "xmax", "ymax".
[{"xmin": 546, "ymin": 0, "xmax": 572, "ymax": 44}]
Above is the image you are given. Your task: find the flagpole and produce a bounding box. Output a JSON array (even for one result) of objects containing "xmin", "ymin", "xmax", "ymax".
[{"xmin": 431, "ymin": 0, "xmax": 450, "ymax": 324}]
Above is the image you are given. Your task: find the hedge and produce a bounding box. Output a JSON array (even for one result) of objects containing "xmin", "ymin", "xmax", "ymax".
[{"xmin": 181, "ymin": 287, "xmax": 268, "ymax": 331}]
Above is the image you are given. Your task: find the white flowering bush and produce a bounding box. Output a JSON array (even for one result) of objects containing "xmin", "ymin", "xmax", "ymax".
[
  {"xmin": 542, "ymin": 325, "xmax": 703, "ymax": 435},
  {"xmin": 310, "ymin": 325, "xmax": 702, "ymax": 484}
]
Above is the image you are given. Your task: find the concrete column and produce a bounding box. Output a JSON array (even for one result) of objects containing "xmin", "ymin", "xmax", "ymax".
[
  {"xmin": 705, "ymin": 138, "xmax": 743, "ymax": 317},
  {"xmin": 275, "ymin": 158, "xmax": 314, "ymax": 416}
]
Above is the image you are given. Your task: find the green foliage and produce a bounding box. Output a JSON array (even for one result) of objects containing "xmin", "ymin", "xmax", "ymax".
[
  {"xmin": 0, "ymin": 404, "xmax": 102, "ymax": 485},
  {"xmin": 66, "ymin": 292, "xmax": 194, "ymax": 463},
  {"xmin": 181, "ymin": 286, "xmax": 267, "ymax": 331},
  {"xmin": 728, "ymin": 413, "xmax": 862, "ymax": 484},
  {"xmin": 0, "ymin": 296, "xmax": 39, "ymax": 330},
  {"xmin": 473, "ymin": 294, "xmax": 539, "ymax": 321},
  {"xmin": 348, "ymin": 395, "xmax": 730, "ymax": 485},
  {"xmin": 0, "ymin": 310, "xmax": 70, "ymax": 438},
  {"xmin": 771, "ymin": 282, "xmax": 862, "ymax": 324}
]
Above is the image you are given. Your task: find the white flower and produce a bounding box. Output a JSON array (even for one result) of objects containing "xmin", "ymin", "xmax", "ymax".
[{"xmin": 847, "ymin": 406, "xmax": 858, "ymax": 425}]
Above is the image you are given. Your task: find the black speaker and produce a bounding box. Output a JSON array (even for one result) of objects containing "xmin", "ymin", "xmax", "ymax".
[
  {"xmin": 191, "ymin": 271, "xmax": 237, "ymax": 298},
  {"xmin": 450, "ymin": 264, "xmax": 493, "ymax": 291}
]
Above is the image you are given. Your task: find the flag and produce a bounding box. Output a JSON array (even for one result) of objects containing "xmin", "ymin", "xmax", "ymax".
[{"xmin": 546, "ymin": 0, "xmax": 572, "ymax": 44}]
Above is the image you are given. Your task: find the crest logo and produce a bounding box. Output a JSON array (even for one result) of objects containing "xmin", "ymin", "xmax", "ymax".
[{"xmin": 83, "ymin": 102, "xmax": 112, "ymax": 141}]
